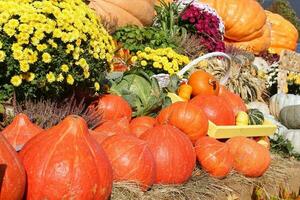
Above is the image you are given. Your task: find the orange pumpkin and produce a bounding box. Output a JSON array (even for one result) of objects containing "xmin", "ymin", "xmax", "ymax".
[
  {"xmin": 0, "ymin": 134, "xmax": 26, "ymax": 200},
  {"xmin": 195, "ymin": 137, "xmax": 233, "ymax": 179},
  {"xmin": 190, "ymin": 95, "xmax": 235, "ymax": 125},
  {"xmin": 140, "ymin": 125, "xmax": 196, "ymax": 184},
  {"xmin": 19, "ymin": 116, "xmax": 113, "ymax": 199},
  {"xmin": 218, "ymin": 86, "xmax": 247, "ymax": 116},
  {"xmin": 129, "ymin": 116, "xmax": 156, "ymax": 138},
  {"xmin": 89, "ymin": 94, "xmax": 132, "ymax": 122},
  {"xmin": 91, "ymin": 117, "xmax": 132, "ymax": 144},
  {"xmin": 178, "ymin": 83, "xmax": 193, "ymax": 101},
  {"xmin": 266, "ymin": 11, "xmax": 299, "ymax": 54},
  {"xmin": 200, "ymin": 0, "xmax": 267, "ymax": 42},
  {"xmin": 101, "ymin": 135, "xmax": 155, "ymax": 190},
  {"xmin": 227, "ymin": 137, "xmax": 271, "ymax": 177},
  {"xmin": 156, "ymin": 102, "xmax": 208, "ymax": 143},
  {"xmin": 2, "ymin": 113, "xmax": 43, "ymax": 151},
  {"xmin": 188, "ymin": 70, "xmax": 220, "ymax": 96},
  {"xmin": 88, "ymin": 0, "xmax": 155, "ymax": 27},
  {"xmin": 226, "ymin": 23, "xmax": 271, "ymax": 53}
]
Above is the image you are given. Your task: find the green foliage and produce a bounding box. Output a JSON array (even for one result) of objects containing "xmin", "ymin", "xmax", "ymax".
[
  {"xmin": 113, "ymin": 26, "xmax": 179, "ymax": 52},
  {"xmin": 108, "ymin": 70, "xmax": 171, "ymax": 117},
  {"xmin": 271, "ymin": 134, "xmax": 300, "ymax": 161},
  {"xmin": 268, "ymin": 0, "xmax": 300, "ymax": 40}
]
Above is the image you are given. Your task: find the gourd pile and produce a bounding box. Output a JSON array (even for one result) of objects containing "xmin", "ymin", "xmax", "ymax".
[{"xmin": 0, "ymin": 0, "xmax": 300, "ymax": 199}]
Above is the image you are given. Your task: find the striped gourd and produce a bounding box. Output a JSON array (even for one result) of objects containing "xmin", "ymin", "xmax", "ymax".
[{"xmin": 248, "ymin": 109, "xmax": 264, "ymax": 125}]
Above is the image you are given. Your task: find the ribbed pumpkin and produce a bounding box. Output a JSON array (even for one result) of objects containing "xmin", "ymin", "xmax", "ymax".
[
  {"xmin": 0, "ymin": 134, "xmax": 26, "ymax": 200},
  {"xmin": 140, "ymin": 125, "xmax": 196, "ymax": 184},
  {"xmin": 200, "ymin": 0, "xmax": 267, "ymax": 42},
  {"xmin": 92, "ymin": 117, "xmax": 132, "ymax": 144},
  {"xmin": 2, "ymin": 113, "xmax": 43, "ymax": 151},
  {"xmin": 88, "ymin": 0, "xmax": 155, "ymax": 27},
  {"xmin": 19, "ymin": 115, "xmax": 113, "ymax": 199},
  {"xmin": 195, "ymin": 137, "xmax": 233, "ymax": 179},
  {"xmin": 225, "ymin": 23, "xmax": 271, "ymax": 53},
  {"xmin": 266, "ymin": 11, "xmax": 299, "ymax": 54},
  {"xmin": 101, "ymin": 135, "xmax": 155, "ymax": 190},
  {"xmin": 89, "ymin": 94, "xmax": 132, "ymax": 122},
  {"xmin": 190, "ymin": 95, "xmax": 235, "ymax": 125},
  {"xmin": 156, "ymin": 102, "xmax": 208, "ymax": 143},
  {"xmin": 129, "ymin": 116, "xmax": 156, "ymax": 138},
  {"xmin": 218, "ymin": 86, "xmax": 247, "ymax": 116},
  {"xmin": 248, "ymin": 109, "xmax": 264, "ymax": 125},
  {"xmin": 188, "ymin": 70, "xmax": 220, "ymax": 96},
  {"xmin": 227, "ymin": 137, "xmax": 271, "ymax": 177}
]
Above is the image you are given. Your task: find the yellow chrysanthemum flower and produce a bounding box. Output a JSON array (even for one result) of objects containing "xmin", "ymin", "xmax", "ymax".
[
  {"xmin": 56, "ymin": 73, "xmax": 64, "ymax": 82},
  {"xmin": 23, "ymin": 72, "xmax": 35, "ymax": 82},
  {"xmin": 42, "ymin": 52, "xmax": 52, "ymax": 63},
  {"xmin": 131, "ymin": 56, "xmax": 138, "ymax": 63},
  {"xmin": 0, "ymin": 51, "xmax": 6, "ymax": 62},
  {"xmin": 141, "ymin": 60, "xmax": 147, "ymax": 67},
  {"xmin": 60, "ymin": 64, "xmax": 69, "ymax": 72},
  {"xmin": 19, "ymin": 61, "xmax": 30, "ymax": 72},
  {"xmin": 37, "ymin": 44, "xmax": 48, "ymax": 51},
  {"xmin": 46, "ymin": 72, "xmax": 56, "ymax": 83},
  {"xmin": 66, "ymin": 74, "xmax": 74, "ymax": 85},
  {"xmin": 0, "ymin": 41, "xmax": 2, "ymax": 49},
  {"xmin": 94, "ymin": 82, "xmax": 100, "ymax": 91},
  {"xmin": 83, "ymin": 70, "xmax": 90, "ymax": 79},
  {"xmin": 10, "ymin": 75, "xmax": 22, "ymax": 87}
]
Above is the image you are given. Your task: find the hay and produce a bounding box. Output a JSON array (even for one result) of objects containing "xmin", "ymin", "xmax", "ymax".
[{"xmin": 111, "ymin": 154, "xmax": 300, "ymax": 200}]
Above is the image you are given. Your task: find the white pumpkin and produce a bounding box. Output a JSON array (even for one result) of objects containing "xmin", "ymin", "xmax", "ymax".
[
  {"xmin": 253, "ymin": 57, "xmax": 269, "ymax": 72},
  {"xmin": 247, "ymin": 101, "xmax": 270, "ymax": 115},
  {"xmin": 280, "ymin": 129, "xmax": 300, "ymax": 154},
  {"xmin": 269, "ymin": 93, "xmax": 300, "ymax": 119}
]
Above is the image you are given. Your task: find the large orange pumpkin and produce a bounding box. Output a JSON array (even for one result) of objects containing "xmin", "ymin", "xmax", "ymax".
[
  {"xmin": 140, "ymin": 125, "xmax": 196, "ymax": 184},
  {"xmin": 156, "ymin": 102, "xmax": 208, "ymax": 143},
  {"xmin": 101, "ymin": 135, "xmax": 155, "ymax": 190},
  {"xmin": 226, "ymin": 23, "xmax": 271, "ymax": 53},
  {"xmin": 89, "ymin": 94, "xmax": 132, "ymax": 122},
  {"xmin": 190, "ymin": 95, "xmax": 235, "ymax": 125},
  {"xmin": 0, "ymin": 134, "xmax": 26, "ymax": 200},
  {"xmin": 200, "ymin": 0, "xmax": 267, "ymax": 42},
  {"xmin": 195, "ymin": 137, "xmax": 233, "ymax": 179},
  {"xmin": 188, "ymin": 70, "xmax": 220, "ymax": 96},
  {"xmin": 129, "ymin": 116, "xmax": 156, "ymax": 138},
  {"xmin": 2, "ymin": 113, "xmax": 43, "ymax": 151},
  {"xmin": 226, "ymin": 137, "xmax": 271, "ymax": 177},
  {"xmin": 218, "ymin": 86, "xmax": 247, "ymax": 116},
  {"xmin": 91, "ymin": 117, "xmax": 132, "ymax": 144},
  {"xmin": 19, "ymin": 116, "xmax": 113, "ymax": 199},
  {"xmin": 266, "ymin": 11, "xmax": 299, "ymax": 54},
  {"xmin": 88, "ymin": 0, "xmax": 155, "ymax": 27}
]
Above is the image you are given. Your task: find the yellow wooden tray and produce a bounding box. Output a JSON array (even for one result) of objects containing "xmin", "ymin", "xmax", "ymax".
[{"xmin": 207, "ymin": 120, "xmax": 277, "ymax": 139}]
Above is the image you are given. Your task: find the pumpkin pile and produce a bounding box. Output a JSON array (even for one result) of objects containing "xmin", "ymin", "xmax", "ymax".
[{"xmin": 0, "ymin": 91, "xmax": 273, "ymax": 199}]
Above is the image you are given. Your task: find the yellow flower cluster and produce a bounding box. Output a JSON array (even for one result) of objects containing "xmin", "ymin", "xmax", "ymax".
[
  {"xmin": 287, "ymin": 72, "xmax": 300, "ymax": 85},
  {"xmin": 131, "ymin": 47, "xmax": 190, "ymax": 75},
  {"xmin": 0, "ymin": 0, "xmax": 114, "ymax": 91}
]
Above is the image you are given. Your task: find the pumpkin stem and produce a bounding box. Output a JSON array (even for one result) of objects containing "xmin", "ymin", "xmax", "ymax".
[{"xmin": 209, "ymin": 79, "xmax": 217, "ymax": 90}]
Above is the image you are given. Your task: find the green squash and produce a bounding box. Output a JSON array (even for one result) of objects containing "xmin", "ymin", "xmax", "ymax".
[
  {"xmin": 248, "ymin": 109, "xmax": 264, "ymax": 125},
  {"xmin": 279, "ymin": 105, "xmax": 300, "ymax": 129}
]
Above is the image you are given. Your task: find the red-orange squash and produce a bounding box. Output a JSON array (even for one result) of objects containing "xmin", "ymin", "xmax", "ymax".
[
  {"xmin": 0, "ymin": 134, "xmax": 26, "ymax": 200},
  {"xmin": 188, "ymin": 70, "xmax": 220, "ymax": 96},
  {"xmin": 218, "ymin": 86, "xmax": 247, "ymax": 116},
  {"xmin": 156, "ymin": 102, "xmax": 208, "ymax": 143},
  {"xmin": 129, "ymin": 116, "xmax": 156, "ymax": 138},
  {"xmin": 19, "ymin": 116, "xmax": 113, "ymax": 199},
  {"xmin": 2, "ymin": 113, "xmax": 43, "ymax": 151},
  {"xmin": 89, "ymin": 94, "xmax": 132, "ymax": 122},
  {"xmin": 200, "ymin": 0, "xmax": 267, "ymax": 42},
  {"xmin": 101, "ymin": 135, "xmax": 155, "ymax": 190},
  {"xmin": 195, "ymin": 137, "xmax": 233, "ymax": 179},
  {"xmin": 227, "ymin": 137, "xmax": 271, "ymax": 177},
  {"xmin": 190, "ymin": 95, "xmax": 235, "ymax": 125},
  {"xmin": 92, "ymin": 117, "xmax": 132, "ymax": 144},
  {"xmin": 266, "ymin": 11, "xmax": 299, "ymax": 54},
  {"xmin": 88, "ymin": 0, "xmax": 155, "ymax": 27},
  {"xmin": 140, "ymin": 125, "xmax": 196, "ymax": 184}
]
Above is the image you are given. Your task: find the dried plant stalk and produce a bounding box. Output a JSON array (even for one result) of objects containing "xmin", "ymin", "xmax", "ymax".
[
  {"xmin": 100, "ymin": 15, "xmax": 118, "ymax": 34},
  {"xmin": 12, "ymin": 95, "xmax": 102, "ymax": 129},
  {"xmin": 175, "ymin": 34, "xmax": 206, "ymax": 60}
]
